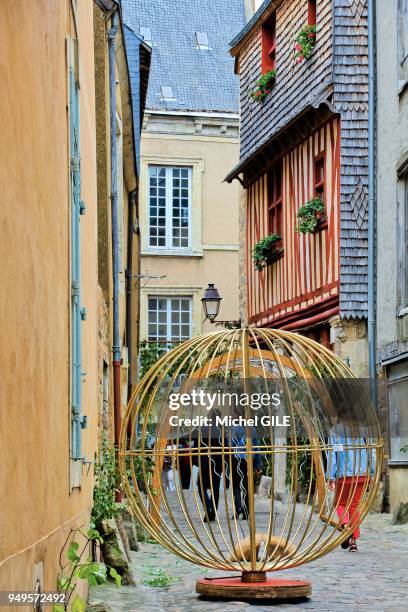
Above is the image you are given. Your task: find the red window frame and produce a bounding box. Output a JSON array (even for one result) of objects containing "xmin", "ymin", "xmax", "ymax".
[
  {"xmin": 308, "ymin": 0, "xmax": 317, "ymax": 26},
  {"xmin": 313, "ymin": 153, "xmax": 327, "ymax": 230},
  {"xmin": 261, "ymin": 13, "xmax": 276, "ymax": 74},
  {"xmin": 268, "ymin": 162, "xmax": 283, "ymax": 236}
]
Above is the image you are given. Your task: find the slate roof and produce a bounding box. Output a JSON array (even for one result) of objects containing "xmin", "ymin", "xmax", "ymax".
[
  {"xmin": 123, "ymin": 25, "xmax": 151, "ymax": 174},
  {"xmin": 121, "ymin": 0, "xmax": 245, "ymax": 113}
]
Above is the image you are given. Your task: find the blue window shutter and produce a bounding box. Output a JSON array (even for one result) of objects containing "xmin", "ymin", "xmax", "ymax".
[{"xmin": 69, "ymin": 66, "xmax": 84, "ymax": 460}]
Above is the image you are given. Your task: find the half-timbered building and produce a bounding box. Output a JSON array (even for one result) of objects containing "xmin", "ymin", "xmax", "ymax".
[{"xmin": 226, "ymin": 0, "xmax": 369, "ymax": 374}]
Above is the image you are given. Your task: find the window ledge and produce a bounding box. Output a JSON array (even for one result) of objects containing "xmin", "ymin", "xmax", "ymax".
[
  {"xmin": 397, "ymin": 306, "xmax": 408, "ymax": 318},
  {"xmin": 398, "ymin": 79, "xmax": 408, "ymax": 98},
  {"xmin": 388, "ymin": 460, "xmax": 408, "ymax": 467},
  {"xmin": 142, "ymin": 248, "xmax": 203, "ymax": 258}
]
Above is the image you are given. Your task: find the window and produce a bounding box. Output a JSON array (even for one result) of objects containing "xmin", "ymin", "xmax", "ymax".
[
  {"xmin": 261, "ymin": 13, "xmax": 276, "ymax": 74},
  {"xmin": 313, "ymin": 154, "xmax": 327, "ymax": 229},
  {"xmin": 268, "ymin": 162, "xmax": 283, "ymax": 235},
  {"xmin": 139, "ymin": 26, "xmax": 152, "ymax": 45},
  {"xmin": 160, "ymin": 85, "xmax": 176, "ymax": 101},
  {"xmin": 69, "ymin": 51, "xmax": 85, "ymax": 462},
  {"xmin": 195, "ymin": 32, "xmax": 209, "ymax": 50},
  {"xmin": 403, "ymin": 177, "xmax": 408, "ymax": 307},
  {"xmin": 314, "ymin": 155, "xmax": 325, "ymax": 201},
  {"xmin": 388, "ymin": 362, "xmax": 408, "ymax": 463},
  {"xmin": 308, "ymin": 0, "xmax": 317, "ymax": 26},
  {"xmin": 148, "ymin": 166, "xmax": 191, "ymax": 249},
  {"xmin": 148, "ymin": 297, "xmax": 192, "ymax": 344},
  {"xmin": 398, "ymin": 0, "xmax": 408, "ymax": 87},
  {"xmin": 398, "ymin": 170, "xmax": 408, "ymax": 308}
]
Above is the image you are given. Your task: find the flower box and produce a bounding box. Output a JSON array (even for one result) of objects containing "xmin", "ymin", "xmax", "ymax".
[
  {"xmin": 296, "ymin": 197, "xmax": 325, "ymax": 234},
  {"xmin": 294, "ymin": 25, "xmax": 316, "ymax": 64},
  {"xmin": 250, "ymin": 69, "xmax": 276, "ymax": 103},
  {"xmin": 253, "ymin": 234, "xmax": 283, "ymax": 271}
]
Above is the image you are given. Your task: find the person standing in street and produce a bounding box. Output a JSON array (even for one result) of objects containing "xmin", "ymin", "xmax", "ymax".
[
  {"xmin": 231, "ymin": 420, "xmax": 262, "ymax": 520},
  {"xmin": 327, "ymin": 432, "xmax": 375, "ymax": 552}
]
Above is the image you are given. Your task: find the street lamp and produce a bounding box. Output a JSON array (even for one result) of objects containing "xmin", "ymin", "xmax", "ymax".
[
  {"xmin": 201, "ymin": 283, "xmax": 241, "ymax": 328},
  {"xmin": 201, "ymin": 283, "xmax": 222, "ymax": 322}
]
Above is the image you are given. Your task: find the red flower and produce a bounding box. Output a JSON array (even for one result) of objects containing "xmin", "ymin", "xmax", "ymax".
[
  {"xmin": 256, "ymin": 90, "xmax": 261, "ymax": 96},
  {"xmin": 265, "ymin": 89, "xmax": 270, "ymax": 94},
  {"xmin": 308, "ymin": 32, "xmax": 315, "ymax": 38},
  {"xmin": 296, "ymin": 56, "xmax": 304, "ymax": 64},
  {"xmin": 295, "ymin": 43, "xmax": 302, "ymax": 52}
]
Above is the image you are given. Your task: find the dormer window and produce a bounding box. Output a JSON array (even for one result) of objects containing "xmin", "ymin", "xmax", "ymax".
[
  {"xmin": 308, "ymin": 0, "xmax": 317, "ymax": 26},
  {"xmin": 139, "ymin": 26, "xmax": 152, "ymax": 45},
  {"xmin": 160, "ymin": 86, "xmax": 176, "ymax": 101},
  {"xmin": 195, "ymin": 32, "xmax": 209, "ymax": 50},
  {"xmin": 261, "ymin": 13, "xmax": 276, "ymax": 74}
]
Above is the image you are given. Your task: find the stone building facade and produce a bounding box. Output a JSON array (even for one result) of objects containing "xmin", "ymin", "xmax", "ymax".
[
  {"xmin": 122, "ymin": 0, "xmax": 244, "ymax": 346},
  {"xmin": 376, "ymin": 0, "xmax": 408, "ymax": 511}
]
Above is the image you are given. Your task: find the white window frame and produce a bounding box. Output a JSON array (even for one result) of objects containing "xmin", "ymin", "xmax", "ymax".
[
  {"xmin": 397, "ymin": 166, "xmax": 408, "ymax": 313},
  {"xmin": 398, "ymin": 0, "xmax": 408, "ymax": 92},
  {"xmin": 141, "ymin": 155, "xmax": 204, "ymax": 257},
  {"xmin": 388, "ymin": 363, "xmax": 408, "ymax": 465},
  {"xmin": 147, "ymin": 296, "xmax": 192, "ymax": 345},
  {"xmin": 148, "ymin": 165, "xmax": 192, "ymax": 250}
]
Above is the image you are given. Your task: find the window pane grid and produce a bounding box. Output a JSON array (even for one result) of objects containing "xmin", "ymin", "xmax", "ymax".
[
  {"xmin": 147, "ymin": 297, "xmax": 192, "ymax": 345},
  {"xmin": 148, "ymin": 166, "xmax": 191, "ymax": 249}
]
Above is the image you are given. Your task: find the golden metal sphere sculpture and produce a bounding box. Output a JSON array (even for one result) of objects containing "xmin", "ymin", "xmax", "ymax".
[{"xmin": 119, "ymin": 329, "xmax": 383, "ymax": 599}]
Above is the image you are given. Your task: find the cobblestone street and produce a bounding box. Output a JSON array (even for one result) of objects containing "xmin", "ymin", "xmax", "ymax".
[{"xmin": 90, "ymin": 512, "xmax": 408, "ymax": 611}]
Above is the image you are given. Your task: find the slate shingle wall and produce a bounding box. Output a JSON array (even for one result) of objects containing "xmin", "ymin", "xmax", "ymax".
[
  {"xmin": 333, "ymin": 0, "xmax": 368, "ymax": 318},
  {"xmin": 239, "ymin": 0, "xmax": 333, "ymax": 162},
  {"xmin": 123, "ymin": 26, "xmax": 142, "ymax": 174}
]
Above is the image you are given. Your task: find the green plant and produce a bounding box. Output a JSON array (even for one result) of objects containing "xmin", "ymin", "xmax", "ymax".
[
  {"xmin": 252, "ymin": 233, "xmax": 283, "ymax": 271},
  {"xmin": 125, "ymin": 450, "xmax": 156, "ymax": 494},
  {"xmin": 295, "ymin": 24, "xmax": 316, "ymax": 63},
  {"xmin": 53, "ymin": 526, "xmax": 121, "ymax": 612},
  {"xmin": 92, "ymin": 437, "xmax": 123, "ymax": 526},
  {"xmin": 250, "ymin": 69, "xmax": 276, "ymax": 102},
  {"xmin": 296, "ymin": 197, "xmax": 324, "ymax": 234},
  {"xmin": 139, "ymin": 340, "xmax": 170, "ymax": 378},
  {"xmin": 143, "ymin": 567, "xmax": 179, "ymax": 588},
  {"xmin": 285, "ymin": 438, "xmax": 315, "ymax": 495}
]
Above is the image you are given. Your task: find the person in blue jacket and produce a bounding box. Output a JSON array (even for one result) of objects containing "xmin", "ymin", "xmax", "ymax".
[{"xmin": 327, "ymin": 430, "xmax": 375, "ymax": 552}]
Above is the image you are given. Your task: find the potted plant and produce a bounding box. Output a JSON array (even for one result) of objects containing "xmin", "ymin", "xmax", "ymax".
[
  {"xmin": 294, "ymin": 24, "xmax": 316, "ymax": 63},
  {"xmin": 253, "ymin": 233, "xmax": 283, "ymax": 271},
  {"xmin": 296, "ymin": 197, "xmax": 325, "ymax": 234},
  {"xmin": 250, "ymin": 69, "xmax": 276, "ymax": 103}
]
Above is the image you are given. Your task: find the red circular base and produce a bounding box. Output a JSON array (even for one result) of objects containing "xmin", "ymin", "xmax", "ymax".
[{"xmin": 196, "ymin": 576, "xmax": 312, "ymax": 600}]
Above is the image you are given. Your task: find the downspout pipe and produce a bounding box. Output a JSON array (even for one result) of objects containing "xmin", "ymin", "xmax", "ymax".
[
  {"xmin": 367, "ymin": 0, "xmax": 377, "ymax": 407},
  {"xmin": 126, "ymin": 188, "xmax": 137, "ymax": 402},
  {"xmin": 108, "ymin": 11, "xmax": 122, "ymax": 452}
]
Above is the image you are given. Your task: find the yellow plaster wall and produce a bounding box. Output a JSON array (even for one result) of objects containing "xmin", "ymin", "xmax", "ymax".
[
  {"xmin": 139, "ymin": 132, "xmax": 241, "ymax": 338},
  {"xmin": 0, "ymin": 0, "xmax": 98, "ymax": 591}
]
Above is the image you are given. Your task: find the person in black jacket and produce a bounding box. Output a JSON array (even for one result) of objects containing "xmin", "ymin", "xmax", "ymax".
[{"xmin": 192, "ymin": 409, "xmax": 223, "ymax": 522}]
